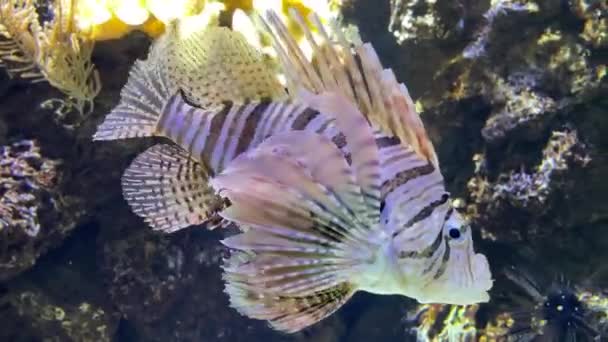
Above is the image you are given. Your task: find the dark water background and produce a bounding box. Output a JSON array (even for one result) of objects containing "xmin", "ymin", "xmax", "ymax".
[{"xmin": 0, "ymin": 0, "xmax": 606, "ymax": 341}]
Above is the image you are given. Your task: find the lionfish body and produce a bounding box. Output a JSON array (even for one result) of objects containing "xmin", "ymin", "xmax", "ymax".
[{"xmin": 94, "ymin": 9, "xmax": 493, "ymax": 332}]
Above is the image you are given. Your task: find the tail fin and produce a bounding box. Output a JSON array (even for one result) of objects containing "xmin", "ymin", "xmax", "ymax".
[{"xmin": 93, "ymin": 60, "xmax": 172, "ymax": 141}]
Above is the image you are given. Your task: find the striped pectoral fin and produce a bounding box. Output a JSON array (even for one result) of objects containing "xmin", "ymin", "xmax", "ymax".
[
  {"xmin": 212, "ymin": 132, "xmax": 379, "ymax": 331},
  {"xmin": 224, "ymin": 252, "xmax": 356, "ymax": 333},
  {"xmin": 121, "ymin": 143, "xmax": 225, "ymax": 232},
  {"xmin": 214, "ymin": 173, "xmax": 364, "ymax": 242},
  {"xmin": 218, "ymin": 184, "xmax": 361, "ymax": 332},
  {"xmin": 251, "ymin": 131, "xmax": 357, "ymax": 189},
  {"xmin": 298, "ymin": 90, "xmax": 382, "ymax": 225},
  {"xmin": 93, "ymin": 60, "xmax": 173, "ymax": 141},
  {"xmin": 222, "ymin": 130, "xmax": 367, "ymax": 216},
  {"xmin": 212, "ymin": 130, "xmax": 375, "ymax": 237}
]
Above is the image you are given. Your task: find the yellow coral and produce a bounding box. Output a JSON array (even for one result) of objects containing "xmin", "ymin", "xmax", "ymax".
[
  {"xmin": 409, "ymin": 304, "xmax": 480, "ymax": 341},
  {"xmin": 75, "ymin": 0, "xmax": 207, "ymax": 40},
  {"xmin": 75, "ymin": 0, "xmax": 342, "ymax": 43},
  {"xmin": 0, "ymin": 0, "xmax": 101, "ymax": 120}
]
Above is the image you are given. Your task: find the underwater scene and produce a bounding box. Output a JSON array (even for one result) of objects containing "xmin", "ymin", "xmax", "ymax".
[{"xmin": 0, "ymin": 0, "xmax": 606, "ymax": 341}]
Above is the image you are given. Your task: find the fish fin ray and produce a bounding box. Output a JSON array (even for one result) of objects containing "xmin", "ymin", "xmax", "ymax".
[
  {"xmin": 214, "ymin": 161, "xmax": 369, "ymax": 241},
  {"xmin": 162, "ymin": 24, "xmax": 286, "ymax": 107},
  {"xmin": 212, "ymin": 131, "xmax": 373, "ymax": 236},
  {"xmin": 226, "ymin": 130, "xmax": 367, "ymax": 216},
  {"xmin": 358, "ymin": 47, "xmax": 439, "ymax": 167},
  {"xmin": 121, "ymin": 144, "xmax": 225, "ymax": 232},
  {"xmin": 258, "ymin": 9, "xmax": 439, "ymax": 167},
  {"xmin": 214, "ymin": 132, "xmax": 377, "ymax": 332},
  {"xmin": 224, "ymin": 251, "xmax": 356, "ymax": 333},
  {"xmin": 298, "ymin": 90, "xmax": 382, "ymax": 225},
  {"xmin": 93, "ymin": 61, "xmax": 171, "ymax": 141}
]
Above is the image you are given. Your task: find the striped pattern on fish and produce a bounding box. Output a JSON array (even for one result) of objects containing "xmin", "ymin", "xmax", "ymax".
[
  {"xmin": 156, "ymin": 94, "xmax": 352, "ymax": 175},
  {"xmin": 158, "ymin": 92, "xmax": 442, "ymax": 231},
  {"xmin": 205, "ymin": 9, "xmax": 493, "ymax": 333},
  {"xmin": 211, "ymin": 88, "xmax": 492, "ymax": 333},
  {"xmin": 92, "ymin": 7, "xmax": 494, "ymax": 334}
]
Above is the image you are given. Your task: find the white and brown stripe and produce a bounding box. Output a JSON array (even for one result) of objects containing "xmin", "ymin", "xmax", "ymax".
[
  {"xmin": 156, "ymin": 95, "xmax": 352, "ymax": 175},
  {"xmin": 373, "ymin": 130, "xmax": 453, "ymax": 275},
  {"xmin": 159, "ymin": 92, "xmax": 452, "ymax": 265},
  {"xmin": 160, "ymin": 94, "xmax": 449, "ymax": 231}
]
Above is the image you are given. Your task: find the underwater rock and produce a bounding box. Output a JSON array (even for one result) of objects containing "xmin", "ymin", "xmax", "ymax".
[
  {"xmin": 462, "ymin": 0, "xmax": 539, "ymax": 60},
  {"xmin": 389, "ymin": 0, "xmax": 449, "ymax": 43},
  {"xmin": 467, "ymin": 128, "xmax": 590, "ymax": 241},
  {"xmin": 0, "ymin": 140, "xmax": 82, "ymax": 281},
  {"xmin": 481, "ymin": 71, "xmax": 557, "ymax": 144},
  {"xmin": 2, "ymin": 289, "xmax": 118, "ymax": 342},
  {"xmin": 570, "ymin": 0, "xmax": 607, "ymax": 48},
  {"xmin": 99, "ymin": 221, "xmax": 287, "ymax": 341}
]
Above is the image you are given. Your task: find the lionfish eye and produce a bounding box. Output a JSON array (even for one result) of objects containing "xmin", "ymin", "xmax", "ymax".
[{"xmin": 448, "ymin": 228, "xmax": 461, "ymax": 239}]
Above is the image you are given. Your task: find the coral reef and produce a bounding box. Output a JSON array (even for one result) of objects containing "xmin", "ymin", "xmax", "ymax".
[
  {"xmin": 480, "ymin": 71, "xmax": 556, "ymax": 144},
  {"xmin": 570, "ymin": 0, "xmax": 607, "ymax": 48},
  {"xmin": 0, "ymin": 140, "xmax": 82, "ymax": 281},
  {"xmin": 388, "ymin": 0, "xmax": 448, "ymax": 43},
  {"xmin": 405, "ymin": 268, "xmax": 608, "ymax": 341},
  {"xmin": 467, "ymin": 128, "xmax": 590, "ymax": 241},
  {"xmin": 462, "ymin": 0, "xmax": 539, "ymax": 60},
  {"xmin": 0, "ymin": 0, "xmax": 605, "ymax": 340},
  {"xmin": 98, "ymin": 222, "xmax": 296, "ymax": 341},
  {"xmin": 0, "ymin": 140, "xmax": 58, "ymax": 235},
  {"xmin": 479, "ymin": 268, "xmax": 607, "ymax": 341}
]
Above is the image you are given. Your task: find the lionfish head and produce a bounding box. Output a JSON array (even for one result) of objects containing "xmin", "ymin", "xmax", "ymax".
[
  {"xmin": 418, "ymin": 210, "xmax": 492, "ymax": 305},
  {"xmin": 394, "ymin": 208, "xmax": 493, "ymax": 305}
]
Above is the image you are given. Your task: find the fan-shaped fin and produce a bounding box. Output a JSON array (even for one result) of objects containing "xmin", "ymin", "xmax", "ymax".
[
  {"xmin": 121, "ymin": 144, "xmax": 226, "ymax": 232},
  {"xmin": 213, "ymin": 131, "xmax": 379, "ymax": 332},
  {"xmin": 160, "ymin": 24, "xmax": 286, "ymax": 108},
  {"xmin": 93, "ymin": 60, "xmax": 172, "ymax": 141}
]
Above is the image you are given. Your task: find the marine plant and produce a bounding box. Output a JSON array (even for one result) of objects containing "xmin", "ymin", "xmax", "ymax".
[{"xmin": 0, "ymin": 0, "xmax": 100, "ymax": 123}]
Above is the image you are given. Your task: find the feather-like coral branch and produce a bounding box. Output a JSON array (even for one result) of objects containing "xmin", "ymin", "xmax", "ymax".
[{"xmin": 0, "ymin": 0, "xmax": 100, "ymax": 120}]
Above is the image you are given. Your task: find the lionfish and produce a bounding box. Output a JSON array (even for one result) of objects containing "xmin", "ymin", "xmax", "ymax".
[{"xmin": 94, "ymin": 9, "xmax": 493, "ymax": 333}]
